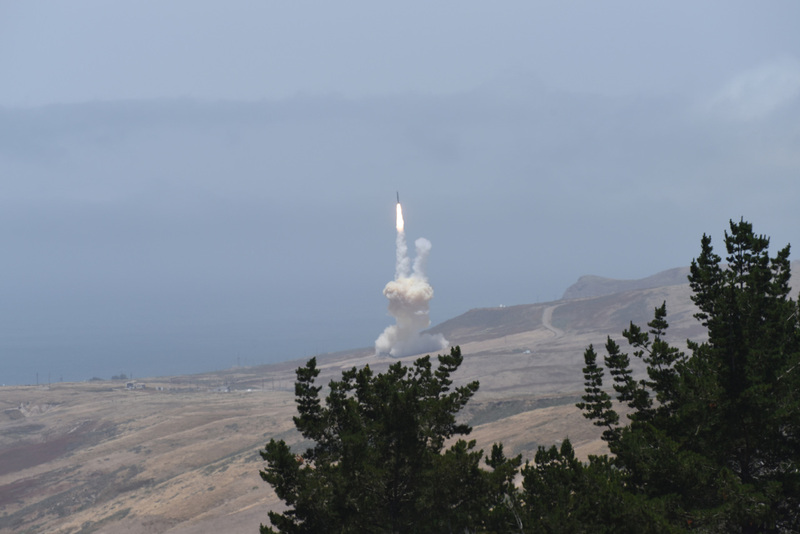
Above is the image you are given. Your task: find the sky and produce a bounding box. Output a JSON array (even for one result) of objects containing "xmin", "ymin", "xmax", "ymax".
[{"xmin": 2, "ymin": 1, "xmax": 800, "ymax": 384}]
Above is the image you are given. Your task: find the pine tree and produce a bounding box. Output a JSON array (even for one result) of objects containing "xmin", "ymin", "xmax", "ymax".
[
  {"xmin": 576, "ymin": 344, "xmax": 619, "ymax": 443},
  {"xmin": 577, "ymin": 219, "xmax": 800, "ymax": 532},
  {"xmin": 259, "ymin": 346, "xmax": 519, "ymax": 533}
]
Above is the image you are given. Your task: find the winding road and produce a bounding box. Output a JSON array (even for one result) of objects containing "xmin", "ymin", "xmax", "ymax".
[{"xmin": 541, "ymin": 305, "xmax": 564, "ymax": 338}]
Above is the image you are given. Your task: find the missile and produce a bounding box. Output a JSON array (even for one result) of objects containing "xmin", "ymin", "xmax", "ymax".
[{"xmin": 396, "ymin": 191, "xmax": 400, "ymax": 204}]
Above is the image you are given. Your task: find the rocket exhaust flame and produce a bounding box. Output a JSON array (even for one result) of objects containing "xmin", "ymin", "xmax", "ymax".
[
  {"xmin": 376, "ymin": 195, "xmax": 449, "ymax": 357},
  {"xmin": 396, "ymin": 202, "xmax": 404, "ymax": 232}
]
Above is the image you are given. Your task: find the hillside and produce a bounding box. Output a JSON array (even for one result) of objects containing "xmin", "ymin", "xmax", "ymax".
[
  {"xmin": 561, "ymin": 266, "xmax": 691, "ymax": 300},
  {"xmin": 2, "ymin": 263, "xmax": 798, "ymax": 533}
]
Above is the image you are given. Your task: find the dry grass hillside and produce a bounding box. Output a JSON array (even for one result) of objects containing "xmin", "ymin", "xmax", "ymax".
[{"xmin": 2, "ymin": 263, "xmax": 797, "ymax": 533}]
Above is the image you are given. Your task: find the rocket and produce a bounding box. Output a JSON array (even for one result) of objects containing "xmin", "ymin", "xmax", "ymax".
[{"xmin": 396, "ymin": 191, "xmax": 400, "ymax": 204}]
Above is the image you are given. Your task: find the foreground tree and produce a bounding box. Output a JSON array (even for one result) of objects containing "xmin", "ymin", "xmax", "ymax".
[
  {"xmin": 259, "ymin": 219, "xmax": 799, "ymax": 532},
  {"xmin": 259, "ymin": 346, "xmax": 521, "ymax": 533},
  {"xmin": 578, "ymin": 219, "xmax": 800, "ymax": 532}
]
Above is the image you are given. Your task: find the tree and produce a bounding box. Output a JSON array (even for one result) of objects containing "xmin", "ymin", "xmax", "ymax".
[
  {"xmin": 259, "ymin": 346, "xmax": 519, "ymax": 533},
  {"xmin": 577, "ymin": 219, "xmax": 800, "ymax": 532},
  {"xmin": 519, "ymin": 440, "xmax": 658, "ymax": 534}
]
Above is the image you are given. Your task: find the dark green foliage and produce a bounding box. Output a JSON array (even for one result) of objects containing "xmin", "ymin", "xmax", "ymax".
[
  {"xmin": 259, "ymin": 346, "xmax": 520, "ymax": 533},
  {"xmin": 519, "ymin": 440, "xmax": 668, "ymax": 534},
  {"xmin": 521, "ymin": 439, "xmax": 587, "ymax": 532},
  {"xmin": 484, "ymin": 443, "xmax": 525, "ymax": 532},
  {"xmin": 577, "ymin": 219, "xmax": 800, "ymax": 532},
  {"xmin": 576, "ymin": 344, "xmax": 619, "ymax": 443}
]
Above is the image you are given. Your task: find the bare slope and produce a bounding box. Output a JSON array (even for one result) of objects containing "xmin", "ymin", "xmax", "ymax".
[
  {"xmin": 2, "ymin": 264, "xmax": 797, "ymax": 533},
  {"xmin": 561, "ymin": 266, "xmax": 691, "ymax": 300}
]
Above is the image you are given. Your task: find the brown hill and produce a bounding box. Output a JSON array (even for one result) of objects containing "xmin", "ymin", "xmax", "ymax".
[
  {"xmin": 1, "ymin": 263, "xmax": 797, "ymax": 533},
  {"xmin": 561, "ymin": 266, "xmax": 691, "ymax": 300}
]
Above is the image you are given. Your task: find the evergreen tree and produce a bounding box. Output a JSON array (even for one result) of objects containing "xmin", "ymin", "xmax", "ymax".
[
  {"xmin": 484, "ymin": 443, "xmax": 525, "ymax": 533},
  {"xmin": 259, "ymin": 346, "xmax": 519, "ymax": 533},
  {"xmin": 577, "ymin": 219, "xmax": 800, "ymax": 532},
  {"xmin": 576, "ymin": 343, "xmax": 620, "ymax": 443}
]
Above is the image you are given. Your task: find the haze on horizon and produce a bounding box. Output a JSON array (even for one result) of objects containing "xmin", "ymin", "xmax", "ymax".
[{"xmin": 2, "ymin": 1, "xmax": 800, "ymax": 385}]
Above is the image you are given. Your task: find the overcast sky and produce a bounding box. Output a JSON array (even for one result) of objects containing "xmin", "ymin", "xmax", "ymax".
[{"xmin": 2, "ymin": 1, "xmax": 800, "ymax": 384}]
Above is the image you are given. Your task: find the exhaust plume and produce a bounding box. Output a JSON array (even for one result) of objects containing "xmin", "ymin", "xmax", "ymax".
[{"xmin": 375, "ymin": 201, "xmax": 449, "ymax": 357}]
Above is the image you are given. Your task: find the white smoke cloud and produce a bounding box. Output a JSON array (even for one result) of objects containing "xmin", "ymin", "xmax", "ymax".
[{"xmin": 375, "ymin": 220, "xmax": 449, "ymax": 357}]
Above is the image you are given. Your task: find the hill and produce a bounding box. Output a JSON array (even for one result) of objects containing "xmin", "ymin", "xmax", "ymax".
[
  {"xmin": 1, "ymin": 263, "xmax": 798, "ymax": 533},
  {"xmin": 561, "ymin": 266, "xmax": 691, "ymax": 300}
]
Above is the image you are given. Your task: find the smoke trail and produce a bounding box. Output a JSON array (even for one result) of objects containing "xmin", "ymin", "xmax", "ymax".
[
  {"xmin": 375, "ymin": 203, "xmax": 449, "ymax": 357},
  {"xmin": 395, "ymin": 226, "xmax": 410, "ymax": 280}
]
